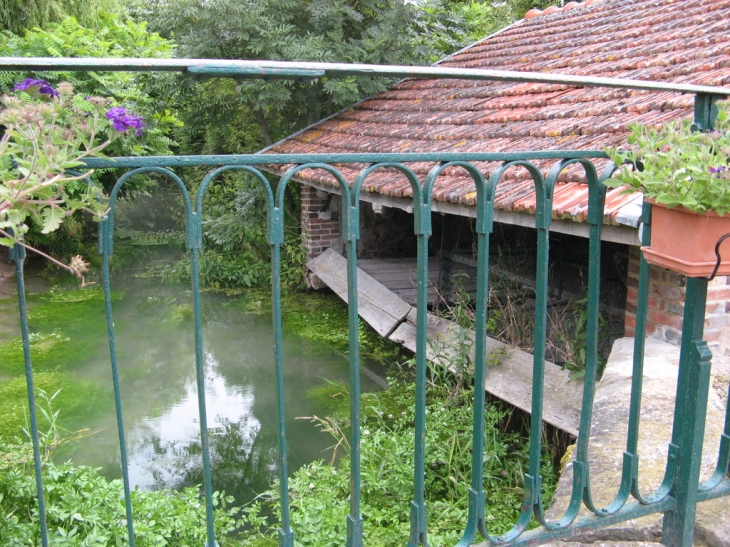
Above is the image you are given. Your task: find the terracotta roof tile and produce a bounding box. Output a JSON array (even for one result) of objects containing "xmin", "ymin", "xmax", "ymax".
[{"xmin": 267, "ymin": 0, "xmax": 730, "ymax": 226}]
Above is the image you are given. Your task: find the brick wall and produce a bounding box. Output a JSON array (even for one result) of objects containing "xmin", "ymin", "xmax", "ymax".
[
  {"xmin": 300, "ymin": 184, "xmax": 341, "ymax": 260},
  {"xmin": 625, "ymin": 247, "xmax": 730, "ymax": 353}
]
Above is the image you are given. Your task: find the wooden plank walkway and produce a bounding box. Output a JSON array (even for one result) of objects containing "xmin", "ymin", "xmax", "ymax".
[
  {"xmin": 304, "ymin": 249, "xmax": 411, "ymax": 337},
  {"xmin": 308, "ymin": 249, "xmax": 583, "ymax": 435},
  {"xmin": 357, "ymin": 257, "xmax": 477, "ymax": 305}
]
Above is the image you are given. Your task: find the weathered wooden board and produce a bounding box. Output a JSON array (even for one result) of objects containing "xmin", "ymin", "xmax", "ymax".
[
  {"xmin": 308, "ymin": 249, "xmax": 581, "ymax": 435},
  {"xmin": 307, "ymin": 249, "xmax": 411, "ymax": 337},
  {"xmin": 389, "ymin": 308, "xmax": 582, "ymax": 436},
  {"xmin": 357, "ymin": 257, "xmax": 477, "ymax": 306}
]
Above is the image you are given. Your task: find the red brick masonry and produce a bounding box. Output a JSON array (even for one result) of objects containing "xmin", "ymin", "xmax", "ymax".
[
  {"xmin": 301, "ymin": 185, "xmax": 341, "ymax": 259},
  {"xmin": 625, "ymin": 247, "xmax": 730, "ymax": 353}
]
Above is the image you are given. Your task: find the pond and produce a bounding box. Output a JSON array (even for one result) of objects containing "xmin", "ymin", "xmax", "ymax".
[{"xmin": 2, "ymin": 266, "xmax": 386, "ymax": 507}]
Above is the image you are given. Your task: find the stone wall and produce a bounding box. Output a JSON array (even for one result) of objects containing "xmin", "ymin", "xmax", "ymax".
[{"xmin": 625, "ymin": 247, "xmax": 730, "ymax": 354}]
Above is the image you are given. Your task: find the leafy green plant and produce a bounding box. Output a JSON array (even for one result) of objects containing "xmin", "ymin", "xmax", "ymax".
[
  {"xmin": 1, "ymin": 385, "xmax": 242, "ymax": 546},
  {"xmin": 0, "ymin": 458, "xmax": 242, "ymax": 546},
  {"xmin": 549, "ymin": 294, "xmax": 610, "ymax": 380},
  {"xmin": 606, "ymin": 100, "xmax": 730, "ymax": 215},
  {"xmin": 239, "ymin": 379, "xmax": 557, "ymax": 546},
  {"xmin": 0, "ymin": 78, "xmax": 150, "ymax": 281}
]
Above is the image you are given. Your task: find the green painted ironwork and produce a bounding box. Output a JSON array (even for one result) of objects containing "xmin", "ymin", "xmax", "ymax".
[
  {"xmin": 10, "ymin": 241, "xmax": 49, "ymax": 547},
  {"xmin": 6, "ymin": 58, "xmax": 730, "ymax": 547},
  {"xmin": 2, "ymin": 57, "xmax": 729, "ymax": 96}
]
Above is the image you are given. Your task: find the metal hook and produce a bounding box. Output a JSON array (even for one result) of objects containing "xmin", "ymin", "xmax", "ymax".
[{"xmin": 702, "ymin": 232, "xmax": 730, "ymax": 281}]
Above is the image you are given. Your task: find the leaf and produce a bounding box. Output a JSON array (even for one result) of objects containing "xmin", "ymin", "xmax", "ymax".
[{"xmin": 41, "ymin": 206, "xmax": 66, "ymax": 234}]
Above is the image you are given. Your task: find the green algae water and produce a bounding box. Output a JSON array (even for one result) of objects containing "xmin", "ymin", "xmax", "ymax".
[{"xmin": 0, "ymin": 271, "xmax": 386, "ymax": 506}]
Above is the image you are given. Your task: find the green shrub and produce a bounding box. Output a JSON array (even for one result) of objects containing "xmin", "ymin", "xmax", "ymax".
[
  {"xmin": 240, "ymin": 380, "xmax": 558, "ymax": 546},
  {"xmin": 0, "ymin": 455, "xmax": 241, "ymax": 546}
]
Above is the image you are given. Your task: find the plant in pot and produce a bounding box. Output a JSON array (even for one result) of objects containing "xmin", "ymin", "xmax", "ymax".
[{"xmin": 606, "ymin": 100, "xmax": 730, "ymax": 278}]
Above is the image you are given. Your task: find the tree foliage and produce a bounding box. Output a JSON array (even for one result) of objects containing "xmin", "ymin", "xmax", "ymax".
[
  {"xmin": 134, "ymin": 0, "xmax": 475, "ymax": 145},
  {"xmin": 509, "ymin": 0, "xmax": 560, "ymax": 18},
  {"xmin": 0, "ymin": 15, "xmax": 179, "ymax": 162},
  {"xmin": 0, "ymin": 0, "xmax": 120, "ymax": 35}
]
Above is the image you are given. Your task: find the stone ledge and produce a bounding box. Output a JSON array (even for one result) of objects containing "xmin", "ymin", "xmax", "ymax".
[{"xmin": 545, "ymin": 337, "xmax": 730, "ymax": 546}]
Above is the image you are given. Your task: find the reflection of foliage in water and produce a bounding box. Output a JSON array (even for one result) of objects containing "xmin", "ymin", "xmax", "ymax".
[{"xmin": 141, "ymin": 416, "xmax": 278, "ymax": 506}]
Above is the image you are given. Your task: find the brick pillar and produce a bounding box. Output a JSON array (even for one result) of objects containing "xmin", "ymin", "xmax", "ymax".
[
  {"xmin": 625, "ymin": 247, "xmax": 730, "ymax": 353},
  {"xmin": 300, "ymin": 184, "xmax": 341, "ymax": 260}
]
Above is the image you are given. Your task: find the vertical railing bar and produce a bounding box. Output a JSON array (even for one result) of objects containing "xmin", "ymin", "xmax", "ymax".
[
  {"xmin": 345, "ymin": 204, "xmax": 364, "ymax": 547},
  {"xmin": 624, "ymin": 202, "xmax": 677, "ymax": 505},
  {"xmin": 270, "ymin": 207, "xmax": 294, "ymax": 547},
  {"xmin": 527, "ymin": 161, "xmax": 553, "ymax": 513},
  {"xmin": 11, "ymin": 243, "xmax": 49, "ymax": 547},
  {"xmin": 528, "ymin": 216, "xmax": 549, "ymax": 486},
  {"xmin": 456, "ymin": 228, "xmax": 490, "ymax": 546},
  {"xmin": 408, "ymin": 188, "xmax": 431, "ymax": 547},
  {"xmin": 627, "ymin": 203, "xmax": 651, "ymax": 457},
  {"xmin": 190, "ymin": 236, "xmax": 218, "ymax": 547},
  {"xmin": 409, "ymin": 231, "xmax": 430, "ymax": 547},
  {"xmin": 574, "ymin": 171, "xmax": 604, "ymax": 466},
  {"xmin": 661, "ymin": 277, "xmax": 712, "ymax": 546},
  {"xmin": 100, "ymin": 242, "xmax": 136, "ymax": 547}
]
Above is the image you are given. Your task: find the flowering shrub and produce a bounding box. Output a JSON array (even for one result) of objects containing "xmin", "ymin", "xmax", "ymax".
[
  {"xmin": 606, "ymin": 100, "xmax": 730, "ymax": 216},
  {"xmin": 104, "ymin": 106, "xmax": 145, "ymax": 136},
  {"xmin": 0, "ymin": 78, "xmax": 143, "ymax": 281}
]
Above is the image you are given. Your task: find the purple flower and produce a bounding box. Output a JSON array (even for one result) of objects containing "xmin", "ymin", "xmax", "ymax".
[
  {"xmin": 12, "ymin": 78, "xmax": 60, "ymax": 98},
  {"xmin": 105, "ymin": 106, "xmax": 145, "ymax": 137},
  {"xmin": 710, "ymin": 166, "xmax": 728, "ymax": 175}
]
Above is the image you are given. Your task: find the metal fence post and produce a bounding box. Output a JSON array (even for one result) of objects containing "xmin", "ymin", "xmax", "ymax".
[
  {"xmin": 661, "ymin": 92, "xmax": 719, "ymax": 546},
  {"xmin": 661, "ymin": 277, "xmax": 712, "ymax": 546}
]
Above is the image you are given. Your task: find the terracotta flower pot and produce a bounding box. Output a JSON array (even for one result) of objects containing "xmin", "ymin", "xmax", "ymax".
[{"xmin": 641, "ymin": 200, "xmax": 730, "ymax": 278}]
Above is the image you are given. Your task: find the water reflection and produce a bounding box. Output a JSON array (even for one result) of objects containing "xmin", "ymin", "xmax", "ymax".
[
  {"xmin": 126, "ymin": 357, "xmax": 262, "ymax": 493},
  {"xmin": 59, "ymin": 281, "xmax": 381, "ymax": 505}
]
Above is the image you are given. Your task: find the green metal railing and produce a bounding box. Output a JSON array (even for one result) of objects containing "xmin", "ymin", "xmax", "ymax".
[{"xmin": 3, "ymin": 58, "xmax": 730, "ymax": 547}]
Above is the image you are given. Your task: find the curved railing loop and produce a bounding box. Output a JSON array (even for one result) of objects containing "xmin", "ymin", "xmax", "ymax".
[
  {"xmin": 463, "ymin": 160, "xmax": 550, "ymax": 544},
  {"xmin": 275, "ymin": 163, "xmax": 354, "ymax": 546},
  {"xmin": 350, "ymin": 161, "xmax": 431, "ymax": 547},
  {"xmin": 98, "ymin": 166, "xmax": 198, "ymax": 547},
  {"xmin": 699, "ymin": 432, "xmax": 730, "ymax": 492},
  {"xmin": 534, "ymin": 158, "xmax": 606, "ymax": 529},
  {"xmin": 101, "ymin": 167, "xmax": 194, "ymax": 256},
  {"xmin": 195, "ymin": 165, "xmax": 275, "ymax": 218}
]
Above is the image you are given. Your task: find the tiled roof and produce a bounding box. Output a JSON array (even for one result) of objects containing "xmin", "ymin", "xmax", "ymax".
[{"xmin": 265, "ymin": 0, "xmax": 730, "ymax": 227}]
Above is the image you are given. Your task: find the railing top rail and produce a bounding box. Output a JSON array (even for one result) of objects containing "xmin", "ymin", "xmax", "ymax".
[
  {"xmin": 81, "ymin": 150, "xmax": 607, "ymax": 169},
  {"xmin": 2, "ymin": 57, "xmax": 729, "ymax": 96}
]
